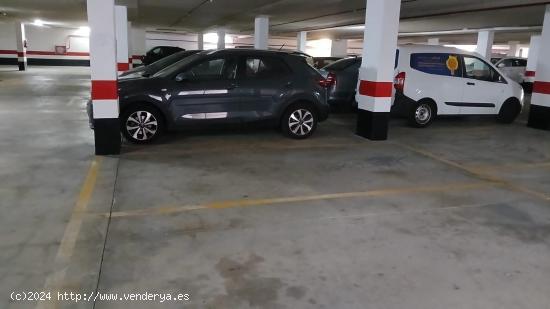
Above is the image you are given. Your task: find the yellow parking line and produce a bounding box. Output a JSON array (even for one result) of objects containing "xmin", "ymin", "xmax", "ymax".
[
  {"xmin": 37, "ymin": 157, "xmax": 102, "ymax": 309},
  {"xmin": 107, "ymin": 181, "xmax": 491, "ymax": 219},
  {"xmin": 395, "ymin": 142, "xmax": 550, "ymax": 202}
]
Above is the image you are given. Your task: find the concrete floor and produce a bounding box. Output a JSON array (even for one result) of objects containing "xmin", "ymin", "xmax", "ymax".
[{"xmin": 1, "ymin": 66, "xmax": 549, "ymax": 309}]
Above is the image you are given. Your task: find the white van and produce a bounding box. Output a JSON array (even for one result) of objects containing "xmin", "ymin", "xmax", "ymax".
[{"xmin": 392, "ymin": 45, "xmax": 524, "ymax": 127}]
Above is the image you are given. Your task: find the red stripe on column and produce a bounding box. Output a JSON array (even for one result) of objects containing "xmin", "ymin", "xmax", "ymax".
[
  {"xmin": 533, "ymin": 81, "xmax": 550, "ymax": 95},
  {"xmin": 91, "ymin": 80, "xmax": 118, "ymax": 100},
  {"xmin": 358, "ymin": 80, "xmax": 393, "ymax": 98},
  {"xmin": 117, "ymin": 63, "xmax": 130, "ymax": 71},
  {"xmin": 525, "ymin": 71, "xmax": 536, "ymax": 77},
  {"xmin": 17, "ymin": 52, "xmax": 25, "ymax": 57},
  {"xmin": 0, "ymin": 50, "xmax": 18, "ymax": 55}
]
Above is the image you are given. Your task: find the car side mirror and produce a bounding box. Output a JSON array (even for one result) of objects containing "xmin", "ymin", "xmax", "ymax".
[{"xmin": 175, "ymin": 73, "xmax": 188, "ymax": 82}]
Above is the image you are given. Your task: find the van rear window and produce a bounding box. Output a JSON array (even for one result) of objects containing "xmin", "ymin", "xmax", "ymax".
[{"xmin": 410, "ymin": 53, "xmax": 462, "ymax": 77}]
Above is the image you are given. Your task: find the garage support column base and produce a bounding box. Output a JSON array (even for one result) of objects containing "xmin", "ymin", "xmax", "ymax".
[
  {"xmin": 94, "ymin": 118, "xmax": 121, "ymax": 155},
  {"xmin": 356, "ymin": 109, "xmax": 389, "ymax": 140},
  {"xmin": 527, "ymin": 104, "xmax": 550, "ymax": 130},
  {"xmin": 18, "ymin": 62, "xmax": 27, "ymax": 71}
]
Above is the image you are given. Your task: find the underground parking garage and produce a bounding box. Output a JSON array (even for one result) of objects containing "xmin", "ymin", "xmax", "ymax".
[{"xmin": 1, "ymin": 0, "xmax": 550, "ymax": 308}]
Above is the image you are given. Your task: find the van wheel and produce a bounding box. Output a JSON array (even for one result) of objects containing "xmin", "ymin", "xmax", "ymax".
[
  {"xmin": 497, "ymin": 98, "xmax": 521, "ymax": 124},
  {"xmin": 121, "ymin": 104, "xmax": 165, "ymax": 144},
  {"xmin": 281, "ymin": 103, "xmax": 317, "ymax": 139},
  {"xmin": 408, "ymin": 101, "xmax": 436, "ymax": 128}
]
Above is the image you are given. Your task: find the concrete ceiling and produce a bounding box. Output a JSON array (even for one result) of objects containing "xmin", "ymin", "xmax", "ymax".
[{"xmin": 0, "ymin": 0, "xmax": 548, "ymax": 43}]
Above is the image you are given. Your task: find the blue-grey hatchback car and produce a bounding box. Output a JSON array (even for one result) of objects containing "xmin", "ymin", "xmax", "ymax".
[{"xmin": 90, "ymin": 49, "xmax": 330, "ymax": 143}]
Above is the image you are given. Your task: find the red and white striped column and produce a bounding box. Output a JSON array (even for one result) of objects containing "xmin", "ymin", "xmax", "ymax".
[
  {"xmin": 87, "ymin": 0, "xmax": 121, "ymax": 155},
  {"xmin": 355, "ymin": 0, "xmax": 401, "ymax": 140},
  {"xmin": 15, "ymin": 22, "xmax": 27, "ymax": 71},
  {"xmin": 528, "ymin": 5, "xmax": 550, "ymax": 130},
  {"xmin": 115, "ymin": 5, "xmax": 129, "ymax": 74},
  {"xmin": 524, "ymin": 35, "xmax": 540, "ymax": 89}
]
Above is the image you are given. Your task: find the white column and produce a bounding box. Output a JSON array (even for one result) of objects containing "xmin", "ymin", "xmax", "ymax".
[
  {"xmin": 217, "ymin": 29, "xmax": 226, "ymax": 49},
  {"xmin": 476, "ymin": 30, "xmax": 494, "ymax": 59},
  {"xmin": 507, "ymin": 41, "xmax": 520, "ymax": 57},
  {"xmin": 525, "ymin": 35, "xmax": 540, "ymax": 83},
  {"xmin": 297, "ymin": 31, "xmax": 307, "ymax": 52},
  {"xmin": 355, "ymin": 0, "xmax": 401, "ymax": 140},
  {"xmin": 427, "ymin": 38, "xmax": 439, "ymax": 45},
  {"xmin": 115, "ymin": 5, "xmax": 129, "ymax": 73},
  {"xmin": 331, "ymin": 39, "xmax": 348, "ymax": 57},
  {"xmin": 87, "ymin": 0, "xmax": 120, "ymax": 155},
  {"xmin": 15, "ymin": 22, "xmax": 27, "ymax": 71},
  {"xmin": 528, "ymin": 4, "xmax": 550, "ymax": 130},
  {"xmin": 254, "ymin": 16, "xmax": 269, "ymax": 50},
  {"xmin": 197, "ymin": 32, "xmax": 204, "ymax": 50},
  {"xmin": 127, "ymin": 21, "xmax": 133, "ymax": 68},
  {"xmin": 130, "ymin": 27, "xmax": 146, "ymax": 66}
]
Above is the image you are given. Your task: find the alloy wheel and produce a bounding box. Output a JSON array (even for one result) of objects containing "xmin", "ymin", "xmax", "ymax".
[
  {"xmin": 288, "ymin": 109, "xmax": 314, "ymax": 136},
  {"xmin": 126, "ymin": 111, "xmax": 158, "ymax": 141}
]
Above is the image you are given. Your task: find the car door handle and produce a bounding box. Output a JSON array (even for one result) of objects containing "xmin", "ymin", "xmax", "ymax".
[{"xmin": 467, "ymin": 82, "xmax": 476, "ymax": 86}]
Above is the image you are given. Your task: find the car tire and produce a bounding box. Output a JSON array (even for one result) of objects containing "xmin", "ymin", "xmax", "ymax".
[
  {"xmin": 281, "ymin": 103, "xmax": 318, "ymax": 139},
  {"xmin": 408, "ymin": 100, "xmax": 436, "ymax": 128},
  {"xmin": 497, "ymin": 98, "xmax": 521, "ymax": 124},
  {"xmin": 120, "ymin": 104, "xmax": 165, "ymax": 144}
]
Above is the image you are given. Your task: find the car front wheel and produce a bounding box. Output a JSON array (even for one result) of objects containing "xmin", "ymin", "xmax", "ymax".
[
  {"xmin": 281, "ymin": 104, "xmax": 317, "ymax": 139},
  {"xmin": 121, "ymin": 105, "xmax": 164, "ymax": 144}
]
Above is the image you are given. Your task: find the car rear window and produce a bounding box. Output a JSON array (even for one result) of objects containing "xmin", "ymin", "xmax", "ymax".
[
  {"xmin": 323, "ymin": 58, "xmax": 359, "ymax": 71},
  {"xmin": 410, "ymin": 53, "xmax": 462, "ymax": 77}
]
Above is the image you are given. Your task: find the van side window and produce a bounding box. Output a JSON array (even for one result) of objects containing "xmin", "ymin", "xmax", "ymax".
[
  {"xmin": 463, "ymin": 56, "xmax": 505, "ymax": 83},
  {"xmin": 410, "ymin": 53, "xmax": 462, "ymax": 77}
]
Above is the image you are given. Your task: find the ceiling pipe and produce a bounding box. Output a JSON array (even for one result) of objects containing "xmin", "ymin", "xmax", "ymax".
[{"xmin": 398, "ymin": 26, "xmax": 542, "ymax": 37}]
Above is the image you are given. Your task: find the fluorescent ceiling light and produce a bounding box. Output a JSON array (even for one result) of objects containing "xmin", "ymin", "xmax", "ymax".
[{"xmin": 33, "ymin": 19, "xmax": 44, "ymax": 26}]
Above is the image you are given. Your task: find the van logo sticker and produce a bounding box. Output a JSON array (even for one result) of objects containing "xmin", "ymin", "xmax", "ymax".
[{"xmin": 446, "ymin": 55, "xmax": 459, "ymax": 75}]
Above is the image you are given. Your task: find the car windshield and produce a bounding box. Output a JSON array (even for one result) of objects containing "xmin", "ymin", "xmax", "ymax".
[
  {"xmin": 143, "ymin": 51, "xmax": 193, "ymax": 76},
  {"xmin": 152, "ymin": 53, "xmax": 205, "ymax": 78},
  {"xmin": 323, "ymin": 58, "xmax": 358, "ymax": 71}
]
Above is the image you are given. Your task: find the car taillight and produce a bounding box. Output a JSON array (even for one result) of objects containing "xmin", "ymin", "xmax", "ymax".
[
  {"xmin": 319, "ymin": 72, "xmax": 337, "ymax": 88},
  {"xmin": 394, "ymin": 71, "xmax": 406, "ymax": 92}
]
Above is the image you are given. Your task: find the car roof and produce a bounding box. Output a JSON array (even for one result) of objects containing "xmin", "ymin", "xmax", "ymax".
[
  {"xmin": 397, "ymin": 44, "xmax": 478, "ymax": 57},
  {"xmin": 206, "ymin": 48, "xmax": 294, "ymax": 57}
]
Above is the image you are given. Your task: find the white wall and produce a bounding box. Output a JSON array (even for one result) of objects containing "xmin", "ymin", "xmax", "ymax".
[
  {"xmin": 0, "ymin": 21, "xmax": 17, "ymax": 50},
  {"xmin": 145, "ymin": 31, "xmax": 198, "ymax": 51}
]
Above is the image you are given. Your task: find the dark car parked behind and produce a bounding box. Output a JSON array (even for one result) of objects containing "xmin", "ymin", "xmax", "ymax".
[
  {"xmin": 319, "ymin": 57, "xmax": 362, "ymax": 110},
  {"xmin": 108, "ymin": 49, "xmax": 330, "ymax": 143},
  {"xmin": 142, "ymin": 46, "xmax": 184, "ymax": 65},
  {"xmin": 120, "ymin": 50, "xmax": 202, "ymax": 79}
]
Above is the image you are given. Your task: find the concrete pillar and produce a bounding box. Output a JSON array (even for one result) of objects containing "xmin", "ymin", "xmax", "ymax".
[
  {"xmin": 297, "ymin": 31, "xmax": 307, "ymax": 52},
  {"xmin": 15, "ymin": 22, "xmax": 27, "ymax": 71},
  {"xmin": 87, "ymin": 0, "xmax": 120, "ymax": 155},
  {"xmin": 525, "ymin": 35, "xmax": 540, "ymax": 84},
  {"xmin": 130, "ymin": 27, "xmax": 146, "ymax": 66},
  {"xmin": 476, "ymin": 30, "xmax": 494, "ymax": 59},
  {"xmin": 528, "ymin": 5, "xmax": 550, "ymax": 130},
  {"xmin": 254, "ymin": 16, "xmax": 269, "ymax": 50},
  {"xmin": 127, "ymin": 21, "xmax": 133, "ymax": 68},
  {"xmin": 198, "ymin": 32, "xmax": 204, "ymax": 50},
  {"xmin": 331, "ymin": 39, "xmax": 348, "ymax": 57},
  {"xmin": 507, "ymin": 41, "xmax": 520, "ymax": 57},
  {"xmin": 427, "ymin": 38, "xmax": 439, "ymax": 45},
  {"xmin": 115, "ymin": 6, "xmax": 129, "ymax": 73},
  {"xmin": 217, "ymin": 30, "xmax": 226, "ymax": 50},
  {"xmin": 355, "ymin": 0, "xmax": 401, "ymax": 140}
]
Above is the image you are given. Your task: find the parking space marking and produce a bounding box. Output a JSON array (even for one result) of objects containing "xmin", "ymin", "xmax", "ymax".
[
  {"xmin": 106, "ymin": 181, "xmax": 491, "ymax": 219},
  {"xmin": 395, "ymin": 142, "xmax": 550, "ymax": 202},
  {"xmin": 36, "ymin": 157, "xmax": 102, "ymax": 309},
  {"xmin": 467, "ymin": 161, "xmax": 550, "ymax": 172}
]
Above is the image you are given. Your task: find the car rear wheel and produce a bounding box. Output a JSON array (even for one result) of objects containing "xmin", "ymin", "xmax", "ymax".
[
  {"xmin": 121, "ymin": 105, "xmax": 164, "ymax": 144},
  {"xmin": 408, "ymin": 101, "xmax": 436, "ymax": 128},
  {"xmin": 281, "ymin": 104, "xmax": 317, "ymax": 139},
  {"xmin": 497, "ymin": 98, "xmax": 521, "ymax": 124}
]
